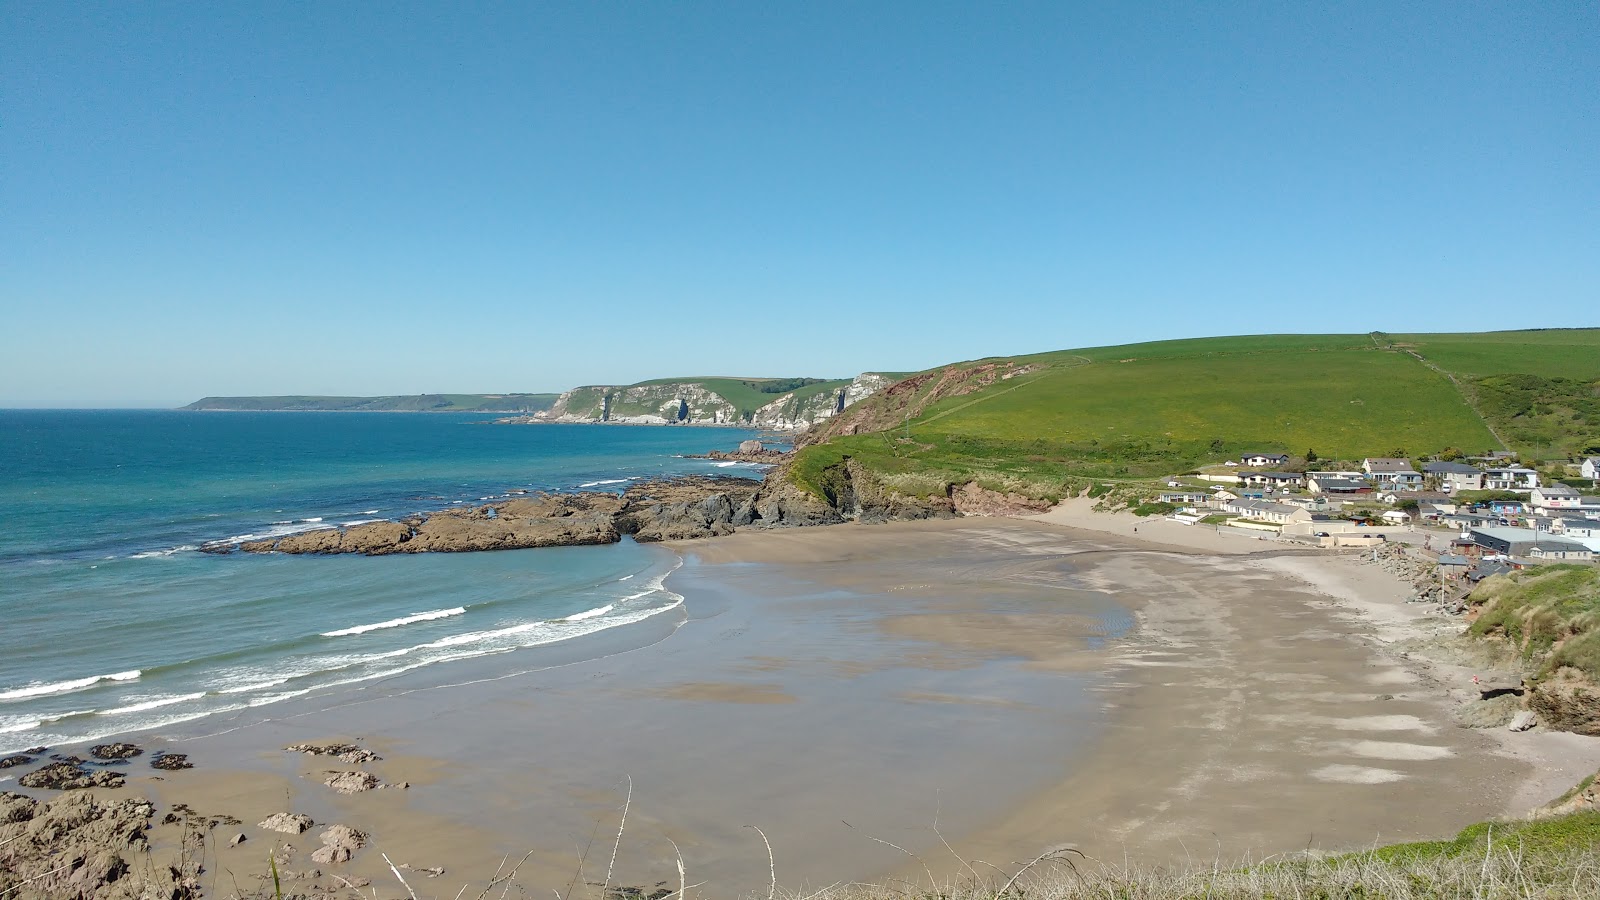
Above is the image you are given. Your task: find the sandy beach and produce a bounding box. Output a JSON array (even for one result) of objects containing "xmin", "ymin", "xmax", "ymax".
[{"xmin": 10, "ymin": 510, "xmax": 1600, "ymax": 898}]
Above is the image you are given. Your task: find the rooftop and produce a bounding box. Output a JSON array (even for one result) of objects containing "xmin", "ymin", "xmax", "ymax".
[
  {"xmin": 1364, "ymin": 458, "xmax": 1413, "ymax": 472},
  {"xmin": 1424, "ymin": 461, "xmax": 1480, "ymax": 475}
]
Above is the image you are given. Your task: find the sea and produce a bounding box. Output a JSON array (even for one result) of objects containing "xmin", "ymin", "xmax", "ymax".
[{"xmin": 0, "ymin": 410, "xmax": 767, "ymax": 758}]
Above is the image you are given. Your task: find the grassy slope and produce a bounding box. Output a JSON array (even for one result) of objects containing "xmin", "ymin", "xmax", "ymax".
[
  {"xmin": 793, "ymin": 334, "xmax": 1498, "ymax": 499},
  {"xmin": 1469, "ymin": 565, "xmax": 1600, "ymax": 683},
  {"xmin": 1393, "ymin": 328, "xmax": 1600, "ymax": 459},
  {"xmin": 184, "ymin": 394, "xmax": 559, "ymax": 412}
]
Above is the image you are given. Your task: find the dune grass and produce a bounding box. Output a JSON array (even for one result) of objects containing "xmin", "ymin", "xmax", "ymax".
[{"xmin": 1469, "ymin": 565, "xmax": 1600, "ymax": 683}]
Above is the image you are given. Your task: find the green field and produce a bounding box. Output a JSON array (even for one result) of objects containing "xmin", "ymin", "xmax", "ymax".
[
  {"xmin": 1392, "ymin": 329, "xmax": 1600, "ymax": 380},
  {"xmin": 790, "ymin": 330, "xmax": 1598, "ymax": 501},
  {"xmin": 183, "ymin": 393, "xmax": 559, "ymax": 412}
]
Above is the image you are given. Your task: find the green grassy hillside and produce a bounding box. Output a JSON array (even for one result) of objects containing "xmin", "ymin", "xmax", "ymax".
[
  {"xmin": 791, "ymin": 330, "xmax": 1596, "ymax": 501},
  {"xmin": 1389, "ymin": 329, "xmax": 1600, "ymax": 458},
  {"xmin": 184, "ymin": 394, "xmax": 559, "ymax": 412}
]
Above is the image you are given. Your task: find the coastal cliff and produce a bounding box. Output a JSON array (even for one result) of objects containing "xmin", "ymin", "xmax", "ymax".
[{"xmin": 520, "ymin": 374, "xmax": 893, "ymax": 429}]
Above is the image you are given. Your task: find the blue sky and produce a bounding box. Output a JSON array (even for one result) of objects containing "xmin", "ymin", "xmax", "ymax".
[{"xmin": 3, "ymin": 2, "xmax": 1595, "ymax": 407}]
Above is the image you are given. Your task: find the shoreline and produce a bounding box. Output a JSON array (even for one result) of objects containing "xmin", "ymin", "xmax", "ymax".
[{"xmin": 7, "ymin": 512, "xmax": 1600, "ymax": 897}]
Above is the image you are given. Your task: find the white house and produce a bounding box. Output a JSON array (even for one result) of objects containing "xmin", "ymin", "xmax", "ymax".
[
  {"xmin": 1240, "ymin": 453, "xmax": 1290, "ymax": 467},
  {"xmin": 1531, "ymin": 484, "xmax": 1582, "ymax": 512},
  {"xmin": 1582, "ymin": 457, "xmax": 1600, "ymax": 481},
  {"xmin": 1484, "ymin": 467, "xmax": 1540, "ymax": 492},
  {"xmin": 1221, "ymin": 498, "xmax": 1312, "ymax": 525},
  {"xmin": 1528, "ymin": 541, "xmax": 1595, "ymax": 562},
  {"xmin": 1239, "ymin": 471, "xmax": 1304, "ymax": 488},
  {"xmin": 1424, "ymin": 461, "xmax": 1485, "ymax": 492},
  {"xmin": 1362, "ymin": 458, "xmax": 1423, "ymax": 490}
]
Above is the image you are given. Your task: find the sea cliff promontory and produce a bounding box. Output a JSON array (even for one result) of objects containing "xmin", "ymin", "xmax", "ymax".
[{"xmin": 507, "ymin": 373, "xmax": 895, "ymax": 429}]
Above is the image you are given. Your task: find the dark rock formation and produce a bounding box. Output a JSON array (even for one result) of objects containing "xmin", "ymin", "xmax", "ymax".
[
  {"xmin": 150, "ymin": 752, "xmax": 193, "ymax": 770},
  {"xmin": 0, "ymin": 754, "xmax": 33, "ymax": 769},
  {"xmin": 18, "ymin": 761, "xmax": 125, "ymax": 790},
  {"xmin": 286, "ymin": 742, "xmax": 380, "ymax": 764},
  {"xmin": 89, "ymin": 742, "xmax": 143, "ymax": 760}
]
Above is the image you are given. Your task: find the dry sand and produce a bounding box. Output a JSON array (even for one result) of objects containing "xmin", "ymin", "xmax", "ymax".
[{"xmin": 17, "ymin": 510, "xmax": 1600, "ymax": 897}]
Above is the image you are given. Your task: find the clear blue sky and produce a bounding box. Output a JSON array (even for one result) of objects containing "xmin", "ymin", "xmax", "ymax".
[{"xmin": 3, "ymin": 2, "xmax": 1595, "ymax": 407}]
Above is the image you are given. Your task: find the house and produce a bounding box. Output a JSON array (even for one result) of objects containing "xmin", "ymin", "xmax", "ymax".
[
  {"xmin": 1537, "ymin": 516, "xmax": 1600, "ymax": 552},
  {"xmin": 1280, "ymin": 495, "xmax": 1338, "ymax": 511},
  {"xmin": 1239, "ymin": 471, "xmax": 1305, "ymax": 488},
  {"xmin": 1484, "ymin": 467, "xmax": 1540, "ymax": 492},
  {"xmin": 1240, "ymin": 453, "xmax": 1290, "ymax": 467},
  {"xmin": 1159, "ymin": 491, "xmax": 1212, "ymax": 506},
  {"xmin": 1581, "ymin": 457, "xmax": 1600, "ymax": 481},
  {"xmin": 1437, "ymin": 554, "xmax": 1471, "ymax": 575},
  {"xmin": 1221, "ymin": 498, "xmax": 1311, "ymax": 525},
  {"xmin": 1528, "ymin": 541, "xmax": 1595, "ymax": 562},
  {"xmin": 1468, "ymin": 526, "xmax": 1590, "ymax": 559},
  {"xmin": 1362, "ymin": 458, "xmax": 1424, "ymax": 490},
  {"xmin": 1423, "ymin": 461, "xmax": 1485, "ymax": 492},
  {"xmin": 1380, "ymin": 509, "xmax": 1412, "ymax": 524},
  {"xmin": 1531, "ymin": 484, "xmax": 1582, "ymax": 512},
  {"xmin": 1307, "ymin": 473, "xmax": 1371, "ymax": 495},
  {"xmin": 1442, "ymin": 511, "xmax": 1496, "ymax": 530},
  {"xmin": 1468, "ymin": 561, "xmax": 1514, "ymax": 582}
]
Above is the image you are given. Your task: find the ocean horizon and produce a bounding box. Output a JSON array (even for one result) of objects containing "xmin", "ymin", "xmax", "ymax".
[{"xmin": 0, "ymin": 410, "xmax": 765, "ymax": 757}]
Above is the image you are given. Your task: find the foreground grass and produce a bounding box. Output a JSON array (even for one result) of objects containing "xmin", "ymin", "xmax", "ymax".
[
  {"xmin": 258, "ymin": 810, "xmax": 1600, "ymax": 899},
  {"xmin": 796, "ymin": 813, "xmax": 1600, "ymax": 900}
]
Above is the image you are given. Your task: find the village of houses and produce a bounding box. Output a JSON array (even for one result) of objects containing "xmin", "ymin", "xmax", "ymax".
[{"xmin": 1149, "ymin": 452, "xmax": 1600, "ymax": 592}]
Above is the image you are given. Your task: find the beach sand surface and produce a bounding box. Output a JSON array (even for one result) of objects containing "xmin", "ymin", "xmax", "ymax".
[{"xmin": 16, "ymin": 514, "xmax": 1600, "ymax": 898}]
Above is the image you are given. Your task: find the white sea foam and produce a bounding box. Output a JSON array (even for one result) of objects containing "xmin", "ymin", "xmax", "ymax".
[
  {"xmin": 712, "ymin": 461, "xmax": 741, "ymax": 468},
  {"xmin": 0, "ymin": 670, "xmax": 141, "ymax": 702},
  {"xmin": 102, "ymin": 692, "xmax": 206, "ymax": 716},
  {"xmin": 360, "ymin": 510, "xmax": 378, "ymax": 515},
  {"xmin": 338, "ymin": 519, "xmax": 381, "ymax": 527},
  {"xmin": 219, "ymin": 678, "xmax": 290, "ymax": 694},
  {"xmin": 0, "ymin": 718, "xmax": 41, "ymax": 734},
  {"xmin": 579, "ymin": 478, "xmax": 630, "ymax": 488},
  {"xmin": 618, "ymin": 575, "xmax": 635, "ymax": 581},
  {"xmin": 322, "ymin": 607, "xmax": 467, "ymax": 637},
  {"xmin": 216, "ymin": 522, "xmax": 333, "ymax": 544},
  {"xmin": 563, "ymin": 604, "xmax": 613, "ymax": 622},
  {"xmin": 302, "ymin": 517, "xmax": 324, "ymax": 523},
  {"xmin": 129, "ymin": 545, "xmax": 198, "ymax": 559}
]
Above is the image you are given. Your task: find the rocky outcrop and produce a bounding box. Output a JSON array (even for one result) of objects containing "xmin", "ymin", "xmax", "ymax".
[
  {"xmin": 259, "ymin": 811, "xmax": 316, "ymax": 834},
  {"xmin": 231, "ymin": 477, "xmax": 762, "ymax": 554},
  {"xmin": 311, "ymin": 824, "xmax": 367, "ymax": 864},
  {"xmin": 0, "ymin": 791, "xmax": 202, "ymax": 899},
  {"xmin": 287, "ymin": 742, "xmax": 380, "ymax": 764},
  {"xmin": 89, "ymin": 743, "xmax": 142, "ymax": 760},
  {"xmin": 18, "ymin": 762, "xmax": 125, "ymax": 790},
  {"xmin": 323, "ymin": 771, "xmax": 384, "ymax": 794},
  {"xmin": 950, "ymin": 483, "xmax": 1056, "ymax": 517},
  {"xmin": 1529, "ymin": 669, "xmax": 1600, "ymax": 736},
  {"xmin": 149, "ymin": 752, "xmax": 192, "ymax": 770}
]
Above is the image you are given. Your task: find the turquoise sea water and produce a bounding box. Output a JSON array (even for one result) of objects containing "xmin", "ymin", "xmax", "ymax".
[{"xmin": 0, "ymin": 411, "xmax": 763, "ymax": 755}]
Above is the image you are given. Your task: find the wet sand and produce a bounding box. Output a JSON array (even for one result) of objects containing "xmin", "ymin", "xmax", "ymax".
[{"xmin": 16, "ymin": 514, "xmax": 1600, "ymax": 897}]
